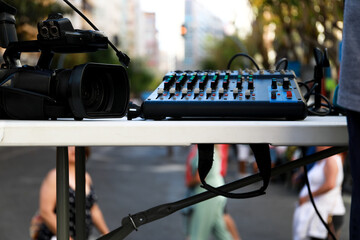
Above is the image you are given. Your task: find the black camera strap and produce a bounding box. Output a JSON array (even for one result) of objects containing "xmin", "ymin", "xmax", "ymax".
[{"xmin": 197, "ymin": 143, "xmax": 271, "ymax": 198}]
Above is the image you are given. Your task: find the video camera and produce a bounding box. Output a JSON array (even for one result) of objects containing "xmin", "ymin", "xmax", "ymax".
[{"xmin": 0, "ymin": 1, "xmax": 130, "ymax": 120}]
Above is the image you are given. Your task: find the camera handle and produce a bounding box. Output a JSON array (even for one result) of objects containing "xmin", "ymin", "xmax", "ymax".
[
  {"xmin": 2, "ymin": 40, "xmax": 40, "ymax": 68},
  {"xmin": 3, "ymin": 40, "xmax": 54, "ymax": 69}
]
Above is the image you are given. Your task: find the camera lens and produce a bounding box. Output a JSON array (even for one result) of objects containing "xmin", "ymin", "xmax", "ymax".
[
  {"xmin": 67, "ymin": 63, "xmax": 129, "ymax": 119},
  {"xmin": 81, "ymin": 74, "xmax": 111, "ymax": 112}
]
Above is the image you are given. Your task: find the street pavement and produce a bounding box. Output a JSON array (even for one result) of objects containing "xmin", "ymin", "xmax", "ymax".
[{"xmin": 0, "ymin": 146, "xmax": 351, "ymax": 240}]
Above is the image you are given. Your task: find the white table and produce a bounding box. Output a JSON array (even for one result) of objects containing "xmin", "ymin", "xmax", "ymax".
[
  {"xmin": 0, "ymin": 116, "xmax": 348, "ymax": 146},
  {"xmin": 0, "ymin": 116, "xmax": 348, "ymax": 240}
]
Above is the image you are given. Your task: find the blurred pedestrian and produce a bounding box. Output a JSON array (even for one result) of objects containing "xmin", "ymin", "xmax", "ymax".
[
  {"xmin": 236, "ymin": 144, "xmax": 257, "ymax": 178},
  {"xmin": 293, "ymin": 147, "xmax": 345, "ymax": 240},
  {"xmin": 337, "ymin": 0, "xmax": 360, "ymax": 239},
  {"xmin": 184, "ymin": 144, "xmax": 240, "ymax": 240},
  {"xmin": 33, "ymin": 147, "xmax": 109, "ymax": 240}
]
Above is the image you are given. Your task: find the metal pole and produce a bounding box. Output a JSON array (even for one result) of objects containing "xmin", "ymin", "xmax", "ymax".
[
  {"xmin": 56, "ymin": 147, "xmax": 70, "ymax": 240},
  {"xmin": 75, "ymin": 146, "xmax": 86, "ymax": 240}
]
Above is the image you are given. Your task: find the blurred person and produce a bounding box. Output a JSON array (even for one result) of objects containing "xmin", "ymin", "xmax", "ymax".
[
  {"xmin": 184, "ymin": 144, "xmax": 240, "ymax": 240},
  {"xmin": 291, "ymin": 147, "xmax": 317, "ymax": 191},
  {"xmin": 236, "ymin": 144, "xmax": 257, "ymax": 178},
  {"xmin": 293, "ymin": 147, "xmax": 345, "ymax": 240},
  {"xmin": 337, "ymin": 0, "xmax": 360, "ymax": 239},
  {"xmin": 35, "ymin": 147, "xmax": 109, "ymax": 240}
]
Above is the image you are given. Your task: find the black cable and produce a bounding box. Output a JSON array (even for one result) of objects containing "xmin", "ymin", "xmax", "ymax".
[
  {"xmin": 307, "ymin": 93, "xmax": 332, "ymax": 116},
  {"xmin": 275, "ymin": 57, "xmax": 288, "ymax": 70},
  {"xmin": 297, "ymin": 82, "xmax": 311, "ymax": 95},
  {"xmin": 227, "ymin": 53, "xmax": 260, "ymax": 70},
  {"xmin": 304, "ymin": 83, "xmax": 318, "ymax": 101},
  {"xmin": 304, "ymin": 79, "xmax": 315, "ymax": 85},
  {"xmin": 303, "ymin": 166, "xmax": 337, "ymax": 240},
  {"xmin": 63, "ymin": 0, "xmax": 130, "ymax": 67},
  {"xmin": 300, "ymin": 79, "xmax": 334, "ymax": 116}
]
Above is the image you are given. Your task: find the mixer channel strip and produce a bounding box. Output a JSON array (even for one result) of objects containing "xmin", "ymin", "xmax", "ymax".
[{"xmin": 142, "ymin": 70, "xmax": 307, "ymax": 120}]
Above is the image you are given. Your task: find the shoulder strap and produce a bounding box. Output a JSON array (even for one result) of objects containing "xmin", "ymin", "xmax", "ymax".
[{"xmin": 197, "ymin": 143, "xmax": 271, "ymax": 199}]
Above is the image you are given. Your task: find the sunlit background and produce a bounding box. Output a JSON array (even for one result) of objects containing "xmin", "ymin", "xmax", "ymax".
[
  {"xmin": 1, "ymin": 0, "xmax": 343, "ymax": 99},
  {"xmin": 0, "ymin": 1, "xmax": 350, "ymax": 240}
]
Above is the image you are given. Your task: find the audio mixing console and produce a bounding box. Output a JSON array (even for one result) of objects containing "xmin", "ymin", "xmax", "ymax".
[{"xmin": 142, "ymin": 69, "xmax": 307, "ymax": 120}]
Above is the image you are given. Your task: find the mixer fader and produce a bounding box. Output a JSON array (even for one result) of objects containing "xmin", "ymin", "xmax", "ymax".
[{"xmin": 142, "ymin": 69, "xmax": 307, "ymax": 120}]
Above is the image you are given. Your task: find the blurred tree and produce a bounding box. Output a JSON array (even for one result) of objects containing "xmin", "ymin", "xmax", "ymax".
[
  {"xmin": 89, "ymin": 50, "xmax": 157, "ymax": 96},
  {"xmin": 6, "ymin": 0, "xmax": 156, "ymax": 96},
  {"xmin": 200, "ymin": 35, "xmax": 251, "ymax": 70},
  {"xmin": 250, "ymin": 0, "xmax": 344, "ymax": 71},
  {"xmin": 126, "ymin": 58, "xmax": 157, "ymax": 97},
  {"xmin": 6, "ymin": 0, "xmax": 69, "ymax": 41}
]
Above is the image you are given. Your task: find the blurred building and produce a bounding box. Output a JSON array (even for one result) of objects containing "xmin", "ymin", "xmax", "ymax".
[
  {"xmin": 65, "ymin": 0, "xmax": 159, "ymax": 69},
  {"xmin": 142, "ymin": 12, "xmax": 159, "ymax": 69},
  {"xmin": 182, "ymin": 0, "xmax": 224, "ymax": 70}
]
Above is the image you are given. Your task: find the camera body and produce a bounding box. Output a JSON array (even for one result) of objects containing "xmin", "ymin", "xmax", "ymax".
[{"xmin": 0, "ymin": 2, "xmax": 130, "ymax": 120}]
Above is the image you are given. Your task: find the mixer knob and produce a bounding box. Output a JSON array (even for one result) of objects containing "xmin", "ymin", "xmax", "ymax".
[
  {"xmin": 193, "ymin": 88, "xmax": 200, "ymax": 98},
  {"xmin": 187, "ymin": 74, "xmax": 197, "ymax": 89},
  {"xmin": 181, "ymin": 88, "xmax": 188, "ymax": 98},
  {"xmin": 223, "ymin": 74, "xmax": 229, "ymax": 89},
  {"xmin": 218, "ymin": 88, "xmax": 224, "ymax": 98},
  {"xmin": 206, "ymin": 87, "xmax": 212, "ymax": 99},
  {"xmin": 248, "ymin": 80, "xmax": 254, "ymax": 90},
  {"xmin": 163, "ymin": 75, "xmax": 175, "ymax": 90},
  {"xmin": 245, "ymin": 89, "xmax": 251, "ymax": 99},
  {"xmin": 157, "ymin": 88, "xmax": 164, "ymax": 95},
  {"xmin": 236, "ymin": 78, "xmax": 242, "ymax": 89},
  {"xmin": 271, "ymin": 78, "xmax": 277, "ymax": 89},
  {"xmin": 199, "ymin": 73, "xmax": 208, "ymax": 89},
  {"xmin": 233, "ymin": 88, "xmax": 239, "ymax": 97},
  {"xmin": 210, "ymin": 74, "xmax": 219, "ymax": 88},
  {"xmin": 169, "ymin": 87, "xmax": 176, "ymax": 98},
  {"xmin": 176, "ymin": 73, "xmax": 187, "ymax": 90},
  {"xmin": 271, "ymin": 91, "xmax": 277, "ymax": 99},
  {"xmin": 283, "ymin": 77, "xmax": 290, "ymax": 89}
]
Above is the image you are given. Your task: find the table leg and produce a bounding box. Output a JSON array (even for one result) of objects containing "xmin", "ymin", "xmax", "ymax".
[
  {"xmin": 56, "ymin": 147, "xmax": 70, "ymax": 240},
  {"xmin": 75, "ymin": 147, "xmax": 86, "ymax": 240}
]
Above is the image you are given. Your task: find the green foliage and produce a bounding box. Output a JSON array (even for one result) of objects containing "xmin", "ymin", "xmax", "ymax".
[
  {"xmin": 6, "ymin": 0, "xmax": 156, "ymax": 96},
  {"xmin": 250, "ymin": 0, "xmax": 344, "ymax": 69},
  {"xmin": 88, "ymin": 50, "xmax": 157, "ymax": 96},
  {"xmin": 200, "ymin": 36, "xmax": 249, "ymax": 70},
  {"xmin": 126, "ymin": 58, "xmax": 156, "ymax": 96},
  {"xmin": 87, "ymin": 48, "xmax": 119, "ymax": 65},
  {"xmin": 6, "ymin": 0, "xmax": 69, "ymax": 41}
]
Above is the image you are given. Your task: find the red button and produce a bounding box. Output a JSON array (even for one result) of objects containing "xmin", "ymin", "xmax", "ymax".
[
  {"xmin": 286, "ymin": 91, "xmax": 292, "ymax": 98},
  {"xmin": 271, "ymin": 92, "xmax": 276, "ymax": 99}
]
